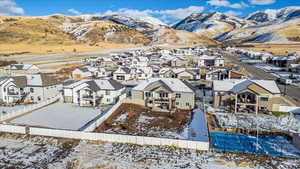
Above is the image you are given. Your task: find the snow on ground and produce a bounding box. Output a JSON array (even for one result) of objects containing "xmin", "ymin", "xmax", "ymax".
[
  {"xmin": 0, "ymin": 135, "xmax": 78, "ymax": 168},
  {"xmin": 9, "ymin": 102, "xmax": 111, "ymax": 131},
  {"xmin": 1, "ymin": 105, "xmax": 31, "ymax": 114},
  {"xmin": 213, "ymin": 112, "xmax": 300, "ymax": 133},
  {"xmin": 188, "ymin": 106, "xmax": 209, "ymax": 142},
  {"xmin": 50, "ymin": 141, "xmax": 300, "ymax": 169}
]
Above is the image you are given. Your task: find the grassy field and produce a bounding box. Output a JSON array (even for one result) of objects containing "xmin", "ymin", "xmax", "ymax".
[
  {"xmin": 238, "ymin": 43, "xmax": 300, "ymax": 56},
  {"xmin": 0, "ymin": 42, "xmax": 140, "ymax": 56}
]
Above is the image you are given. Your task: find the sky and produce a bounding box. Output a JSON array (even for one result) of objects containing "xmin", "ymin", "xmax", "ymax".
[{"xmin": 0, "ymin": 0, "xmax": 300, "ymax": 22}]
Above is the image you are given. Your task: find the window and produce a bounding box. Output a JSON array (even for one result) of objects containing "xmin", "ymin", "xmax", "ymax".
[
  {"xmin": 30, "ymin": 88, "xmax": 34, "ymax": 93},
  {"xmin": 107, "ymin": 98, "xmax": 110, "ymax": 102},
  {"xmin": 106, "ymin": 91, "xmax": 110, "ymax": 95},
  {"xmin": 159, "ymin": 93, "xmax": 168, "ymax": 98},
  {"xmin": 30, "ymin": 96, "xmax": 34, "ymax": 101},
  {"xmin": 37, "ymin": 96, "xmax": 41, "ymax": 101},
  {"xmin": 176, "ymin": 102, "xmax": 179, "ymax": 105},
  {"xmin": 260, "ymin": 106, "xmax": 267, "ymax": 111},
  {"xmin": 260, "ymin": 96, "xmax": 269, "ymax": 102},
  {"xmin": 186, "ymin": 103, "xmax": 190, "ymax": 106},
  {"xmin": 176, "ymin": 93, "xmax": 181, "ymax": 98},
  {"xmin": 145, "ymin": 92, "xmax": 151, "ymax": 97}
]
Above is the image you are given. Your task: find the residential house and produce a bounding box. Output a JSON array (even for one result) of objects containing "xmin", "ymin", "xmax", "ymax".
[
  {"xmin": 213, "ymin": 79, "xmax": 282, "ymax": 113},
  {"xmin": 4, "ymin": 64, "xmax": 40, "ymax": 75},
  {"xmin": 131, "ymin": 67, "xmax": 153, "ymax": 80},
  {"xmin": 170, "ymin": 56, "xmax": 188, "ymax": 67},
  {"xmin": 131, "ymin": 57, "xmax": 149, "ymax": 67},
  {"xmin": 18, "ymin": 74, "xmax": 62, "ymax": 103},
  {"xmin": 0, "ymin": 77, "xmax": 25, "ymax": 104},
  {"xmin": 131, "ymin": 78, "xmax": 196, "ymax": 112},
  {"xmin": 63, "ymin": 79, "xmax": 125, "ymax": 107},
  {"xmin": 289, "ymin": 64, "xmax": 300, "ymax": 74},
  {"xmin": 72, "ymin": 66, "xmax": 111, "ymax": 79},
  {"xmin": 205, "ymin": 69, "xmax": 229, "ymax": 81},
  {"xmin": 0, "ymin": 74, "xmax": 62, "ymax": 104},
  {"xmin": 267, "ymin": 56, "xmax": 296, "ymax": 68},
  {"xmin": 72, "ymin": 67, "xmax": 94, "ymax": 79},
  {"xmin": 197, "ymin": 56, "xmax": 224, "ymax": 67},
  {"xmin": 113, "ymin": 67, "xmax": 132, "ymax": 81},
  {"xmin": 159, "ymin": 68, "xmax": 199, "ymax": 81}
]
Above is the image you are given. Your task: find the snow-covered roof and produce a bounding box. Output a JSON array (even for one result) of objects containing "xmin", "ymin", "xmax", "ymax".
[
  {"xmin": 199, "ymin": 55, "xmax": 223, "ymax": 60},
  {"xmin": 133, "ymin": 78, "xmax": 195, "ymax": 93},
  {"xmin": 213, "ymin": 79, "xmax": 281, "ymax": 94},
  {"xmin": 64, "ymin": 79, "xmax": 124, "ymax": 91},
  {"xmin": 206, "ymin": 69, "xmax": 227, "ymax": 75}
]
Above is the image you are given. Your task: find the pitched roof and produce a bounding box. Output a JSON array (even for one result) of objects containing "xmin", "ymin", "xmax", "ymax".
[
  {"xmin": 133, "ymin": 78, "xmax": 195, "ymax": 93},
  {"xmin": 64, "ymin": 79, "xmax": 124, "ymax": 91},
  {"xmin": 213, "ymin": 79, "xmax": 281, "ymax": 94}
]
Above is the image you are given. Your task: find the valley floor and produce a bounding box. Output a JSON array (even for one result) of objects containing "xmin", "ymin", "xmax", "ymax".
[{"xmin": 237, "ymin": 43, "xmax": 300, "ymax": 56}]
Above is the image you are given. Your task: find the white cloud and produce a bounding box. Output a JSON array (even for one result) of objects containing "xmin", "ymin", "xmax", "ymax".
[
  {"xmin": 101, "ymin": 6, "xmax": 204, "ymax": 22},
  {"xmin": 224, "ymin": 10, "xmax": 242, "ymax": 16},
  {"xmin": 250, "ymin": 0, "xmax": 276, "ymax": 5},
  {"xmin": 0, "ymin": 0, "xmax": 24, "ymax": 16},
  {"xmin": 103, "ymin": 8, "xmax": 152, "ymax": 18},
  {"xmin": 207, "ymin": 0, "xmax": 248, "ymax": 9},
  {"xmin": 68, "ymin": 8, "xmax": 81, "ymax": 15},
  {"xmin": 154, "ymin": 6, "xmax": 204, "ymax": 20}
]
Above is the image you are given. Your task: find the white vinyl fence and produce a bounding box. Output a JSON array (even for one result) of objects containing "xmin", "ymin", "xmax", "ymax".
[
  {"xmin": 0, "ymin": 96, "xmax": 60, "ymax": 122},
  {"xmin": 0, "ymin": 95, "xmax": 209, "ymax": 151},
  {"xmin": 0, "ymin": 124, "xmax": 209, "ymax": 150},
  {"xmin": 278, "ymin": 105, "xmax": 300, "ymax": 113},
  {"xmin": 83, "ymin": 96, "xmax": 134, "ymax": 132}
]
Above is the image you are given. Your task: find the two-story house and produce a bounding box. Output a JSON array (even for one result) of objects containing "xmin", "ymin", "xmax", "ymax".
[
  {"xmin": 197, "ymin": 56, "xmax": 224, "ymax": 67},
  {"xmin": 63, "ymin": 79, "xmax": 125, "ymax": 107},
  {"xmin": 213, "ymin": 79, "xmax": 282, "ymax": 114},
  {"xmin": 0, "ymin": 77, "xmax": 25, "ymax": 104},
  {"xmin": 131, "ymin": 78, "xmax": 196, "ymax": 112}
]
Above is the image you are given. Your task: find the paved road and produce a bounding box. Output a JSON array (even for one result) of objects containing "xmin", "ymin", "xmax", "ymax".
[
  {"xmin": 224, "ymin": 52, "xmax": 300, "ymax": 105},
  {"xmin": 0, "ymin": 46, "xmax": 152, "ymax": 64}
]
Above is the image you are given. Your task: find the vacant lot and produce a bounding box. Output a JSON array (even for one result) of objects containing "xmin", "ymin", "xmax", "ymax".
[
  {"xmin": 0, "ymin": 42, "xmax": 139, "ymax": 56},
  {"xmin": 238, "ymin": 43, "xmax": 300, "ymax": 56},
  {"xmin": 0, "ymin": 133, "xmax": 78, "ymax": 169},
  {"xmin": 51, "ymin": 141, "xmax": 300, "ymax": 169},
  {"xmin": 95, "ymin": 104, "xmax": 191, "ymax": 139}
]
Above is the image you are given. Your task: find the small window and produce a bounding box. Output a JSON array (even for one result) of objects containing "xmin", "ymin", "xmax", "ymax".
[
  {"xmin": 37, "ymin": 96, "xmax": 41, "ymax": 101},
  {"xmin": 186, "ymin": 103, "xmax": 190, "ymax": 106},
  {"xmin": 30, "ymin": 88, "xmax": 34, "ymax": 93},
  {"xmin": 176, "ymin": 102, "xmax": 179, "ymax": 105},
  {"xmin": 107, "ymin": 98, "xmax": 110, "ymax": 102},
  {"xmin": 145, "ymin": 92, "xmax": 151, "ymax": 97},
  {"xmin": 106, "ymin": 91, "xmax": 110, "ymax": 95},
  {"xmin": 30, "ymin": 96, "xmax": 34, "ymax": 101},
  {"xmin": 176, "ymin": 93, "xmax": 181, "ymax": 98},
  {"xmin": 260, "ymin": 96, "xmax": 269, "ymax": 102}
]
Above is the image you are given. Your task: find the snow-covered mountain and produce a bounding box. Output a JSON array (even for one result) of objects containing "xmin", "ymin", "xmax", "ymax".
[
  {"xmin": 100, "ymin": 15, "xmax": 166, "ymax": 33},
  {"xmin": 246, "ymin": 6, "xmax": 300, "ymax": 23},
  {"xmin": 172, "ymin": 12, "xmax": 255, "ymax": 38}
]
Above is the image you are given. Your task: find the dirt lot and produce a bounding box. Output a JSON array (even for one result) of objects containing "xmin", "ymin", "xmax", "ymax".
[
  {"xmin": 95, "ymin": 104, "xmax": 192, "ymax": 139},
  {"xmin": 0, "ymin": 133, "xmax": 79, "ymax": 169}
]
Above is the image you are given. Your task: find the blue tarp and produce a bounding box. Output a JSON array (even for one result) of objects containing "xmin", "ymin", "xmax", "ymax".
[{"xmin": 210, "ymin": 132, "xmax": 300, "ymax": 159}]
